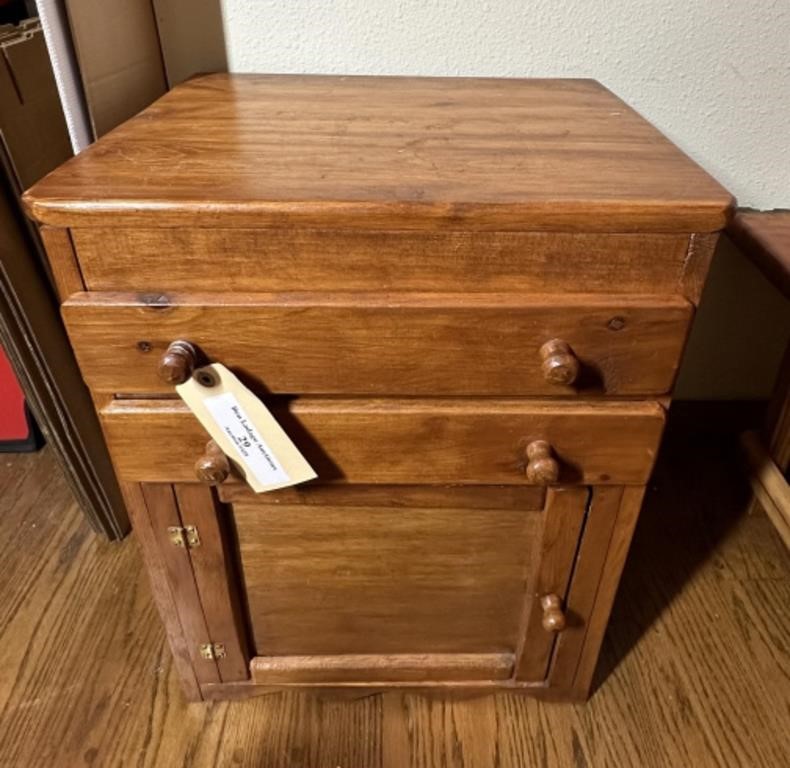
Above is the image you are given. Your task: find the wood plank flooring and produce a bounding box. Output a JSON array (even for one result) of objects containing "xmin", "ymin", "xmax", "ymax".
[{"xmin": 0, "ymin": 411, "xmax": 788, "ymax": 767}]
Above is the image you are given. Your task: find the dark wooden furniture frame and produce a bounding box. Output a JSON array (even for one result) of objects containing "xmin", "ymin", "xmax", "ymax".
[
  {"xmin": 730, "ymin": 212, "xmax": 790, "ymax": 548},
  {"xmin": 0, "ymin": 169, "xmax": 128, "ymax": 538}
]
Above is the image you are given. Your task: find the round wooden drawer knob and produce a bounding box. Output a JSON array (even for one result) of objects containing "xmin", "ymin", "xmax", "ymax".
[
  {"xmin": 158, "ymin": 340, "xmax": 197, "ymax": 385},
  {"xmin": 195, "ymin": 440, "xmax": 230, "ymax": 485},
  {"xmin": 525, "ymin": 440, "xmax": 560, "ymax": 485},
  {"xmin": 540, "ymin": 339, "xmax": 580, "ymax": 386},
  {"xmin": 540, "ymin": 594, "xmax": 567, "ymax": 632}
]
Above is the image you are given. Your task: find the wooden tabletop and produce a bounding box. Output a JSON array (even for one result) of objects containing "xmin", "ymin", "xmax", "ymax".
[
  {"xmin": 728, "ymin": 211, "xmax": 790, "ymax": 298},
  {"xmin": 24, "ymin": 74, "xmax": 733, "ymax": 232}
]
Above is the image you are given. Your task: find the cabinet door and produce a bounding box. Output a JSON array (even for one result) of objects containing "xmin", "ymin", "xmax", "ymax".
[{"xmin": 138, "ymin": 481, "xmax": 591, "ymax": 688}]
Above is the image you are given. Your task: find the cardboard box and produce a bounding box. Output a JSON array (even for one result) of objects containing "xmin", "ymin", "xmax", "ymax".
[
  {"xmin": 0, "ymin": 25, "xmax": 72, "ymax": 188},
  {"xmin": 64, "ymin": 0, "xmax": 167, "ymax": 137},
  {"xmin": 153, "ymin": 0, "xmax": 227, "ymax": 87},
  {"xmin": 59, "ymin": 0, "xmax": 228, "ymax": 138}
]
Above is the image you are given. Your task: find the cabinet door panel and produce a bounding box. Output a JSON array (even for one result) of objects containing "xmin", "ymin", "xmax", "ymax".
[
  {"xmin": 141, "ymin": 481, "xmax": 593, "ymax": 687},
  {"xmin": 233, "ymin": 485, "xmax": 589, "ymax": 685}
]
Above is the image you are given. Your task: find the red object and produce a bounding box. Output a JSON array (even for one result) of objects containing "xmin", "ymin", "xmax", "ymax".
[{"xmin": 0, "ymin": 344, "xmax": 30, "ymax": 442}]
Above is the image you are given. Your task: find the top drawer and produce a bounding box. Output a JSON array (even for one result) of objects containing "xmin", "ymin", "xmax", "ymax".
[
  {"xmin": 69, "ymin": 228, "xmax": 693, "ymax": 295},
  {"xmin": 62, "ymin": 291, "xmax": 692, "ymax": 397}
]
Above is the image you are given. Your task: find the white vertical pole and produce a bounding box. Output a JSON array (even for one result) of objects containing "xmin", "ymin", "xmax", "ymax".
[{"xmin": 35, "ymin": 0, "xmax": 93, "ymax": 153}]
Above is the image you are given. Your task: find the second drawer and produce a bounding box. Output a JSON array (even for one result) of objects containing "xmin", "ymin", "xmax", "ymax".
[
  {"xmin": 99, "ymin": 397, "xmax": 665, "ymax": 485},
  {"xmin": 63, "ymin": 292, "xmax": 692, "ymax": 396}
]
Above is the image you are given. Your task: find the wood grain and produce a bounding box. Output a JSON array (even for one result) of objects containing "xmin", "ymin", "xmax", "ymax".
[
  {"xmin": 680, "ymin": 232, "xmax": 720, "ymax": 304},
  {"xmin": 217, "ymin": 482, "xmax": 545, "ymax": 510},
  {"xmin": 1, "ymin": 439, "xmax": 788, "ymax": 766},
  {"xmin": 38, "ymin": 226, "xmax": 84, "ymax": 301},
  {"xmin": 250, "ymin": 654, "xmax": 514, "ymax": 684},
  {"xmin": 99, "ymin": 397, "xmax": 667, "ymax": 485},
  {"xmin": 20, "ymin": 71, "xmax": 727, "ymax": 704},
  {"xmin": 516, "ymin": 487, "xmax": 589, "ymax": 681},
  {"xmin": 140, "ymin": 483, "xmax": 221, "ymax": 687},
  {"xmin": 569, "ymin": 485, "xmax": 646, "ymax": 696},
  {"xmin": 549, "ymin": 485, "xmax": 624, "ymax": 691},
  {"xmin": 173, "ymin": 484, "xmax": 250, "ymax": 682},
  {"xmin": 234, "ymin": 502, "xmax": 542, "ymax": 656},
  {"xmin": 23, "ymin": 74, "xmax": 732, "ymax": 231},
  {"xmin": 70, "ymin": 227, "xmax": 694, "ymax": 295},
  {"xmin": 120, "ymin": 482, "xmax": 201, "ymax": 700},
  {"xmin": 62, "ymin": 291, "xmax": 693, "ymax": 396}
]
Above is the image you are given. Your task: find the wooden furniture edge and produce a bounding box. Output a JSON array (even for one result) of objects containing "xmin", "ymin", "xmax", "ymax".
[
  {"xmin": 120, "ymin": 482, "xmax": 202, "ymax": 701},
  {"xmin": 173, "ymin": 484, "xmax": 251, "ymax": 682},
  {"xmin": 23, "ymin": 196, "xmax": 733, "ymax": 233},
  {"xmin": 680, "ymin": 231, "xmax": 720, "ymax": 305},
  {"xmin": 548, "ymin": 485, "xmax": 624, "ymax": 691},
  {"xmin": 515, "ymin": 486, "xmax": 589, "ymax": 680},
  {"xmin": 741, "ymin": 431, "xmax": 790, "ymax": 549},
  {"xmin": 139, "ymin": 483, "xmax": 224, "ymax": 690},
  {"xmin": 39, "ymin": 226, "xmax": 85, "ymax": 301},
  {"xmin": 727, "ymin": 210, "xmax": 790, "ymax": 299},
  {"xmin": 569, "ymin": 485, "xmax": 647, "ymax": 697},
  {"xmin": 250, "ymin": 653, "xmax": 513, "ymax": 684}
]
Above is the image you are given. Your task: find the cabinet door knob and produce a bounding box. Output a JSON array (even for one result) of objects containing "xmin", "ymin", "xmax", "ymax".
[
  {"xmin": 195, "ymin": 440, "xmax": 230, "ymax": 485},
  {"xmin": 525, "ymin": 440, "xmax": 560, "ymax": 484},
  {"xmin": 540, "ymin": 594, "xmax": 567, "ymax": 632},
  {"xmin": 158, "ymin": 340, "xmax": 197, "ymax": 385},
  {"xmin": 540, "ymin": 339, "xmax": 580, "ymax": 386}
]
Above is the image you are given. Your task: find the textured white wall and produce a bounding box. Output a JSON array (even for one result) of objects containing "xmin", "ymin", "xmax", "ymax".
[{"xmin": 221, "ymin": 0, "xmax": 789, "ymax": 210}]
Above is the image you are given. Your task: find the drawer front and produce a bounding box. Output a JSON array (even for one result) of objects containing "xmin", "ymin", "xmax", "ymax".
[
  {"xmin": 100, "ymin": 398, "xmax": 665, "ymax": 485},
  {"xmin": 63, "ymin": 292, "xmax": 692, "ymax": 396},
  {"xmin": 70, "ymin": 227, "xmax": 692, "ymax": 295}
]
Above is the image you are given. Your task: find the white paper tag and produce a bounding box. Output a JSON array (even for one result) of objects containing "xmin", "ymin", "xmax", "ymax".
[
  {"xmin": 203, "ymin": 391, "xmax": 291, "ymax": 487},
  {"xmin": 176, "ymin": 363, "xmax": 317, "ymax": 493}
]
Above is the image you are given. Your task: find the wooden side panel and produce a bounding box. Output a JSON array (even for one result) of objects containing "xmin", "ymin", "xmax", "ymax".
[
  {"xmin": 140, "ymin": 483, "xmax": 221, "ymax": 686},
  {"xmin": 727, "ymin": 211, "xmax": 790, "ymax": 300},
  {"xmin": 173, "ymin": 485, "xmax": 250, "ymax": 682},
  {"xmin": 62, "ymin": 291, "xmax": 692, "ymax": 397},
  {"xmin": 680, "ymin": 232, "xmax": 720, "ymax": 304},
  {"xmin": 39, "ymin": 226, "xmax": 84, "ymax": 302},
  {"xmin": 515, "ymin": 486, "xmax": 589, "ymax": 682},
  {"xmin": 234, "ymin": 503, "xmax": 543, "ymax": 656},
  {"xmin": 120, "ymin": 482, "xmax": 201, "ymax": 700},
  {"xmin": 569, "ymin": 485, "xmax": 646, "ymax": 697},
  {"xmin": 250, "ymin": 653, "xmax": 514, "ymax": 685},
  {"xmin": 71, "ymin": 228, "xmax": 692, "ymax": 295},
  {"xmin": 99, "ymin": 398, "xmax": 666, "ymax": 486},
  {"xmin": 548, "ymin": 486, "xmax": 624, "ymax": 691}
]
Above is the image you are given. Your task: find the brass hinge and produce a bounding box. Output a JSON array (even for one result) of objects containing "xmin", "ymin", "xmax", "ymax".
[
  {"xmin": 167, "ymin": 525, "xmax": 201, "ymax": 549},
  {"xmin": 199, "ymin": 642, "xmax": 226, "ymax": 661}
]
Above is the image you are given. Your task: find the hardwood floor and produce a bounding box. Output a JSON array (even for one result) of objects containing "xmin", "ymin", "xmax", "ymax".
[{"xmin": 1, "ymin": 410, "xmax": 788, "ymax": 767}]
